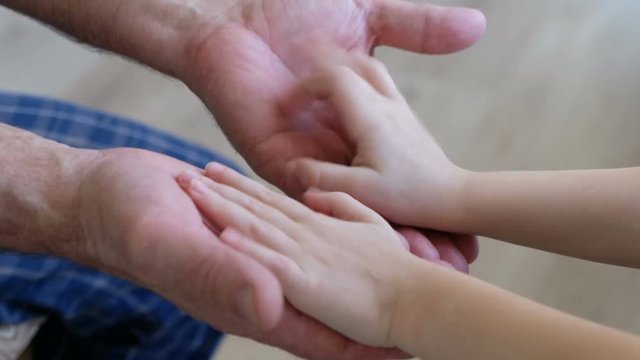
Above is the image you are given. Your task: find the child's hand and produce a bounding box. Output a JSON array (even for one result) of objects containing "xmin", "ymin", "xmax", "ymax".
[
  {"xmin": 178, "ymin": 163, "xmax": 428, "ymax": 347},
  {"xmin": 285, "ymin": 60, "xmax": 467, "ymax": 232}
]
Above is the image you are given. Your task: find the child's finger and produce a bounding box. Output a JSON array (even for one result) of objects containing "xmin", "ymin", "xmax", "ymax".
[
  {"xmin": 220, "ymin": 227, "xmax": 302, "ymax": 292},
  {"xmin": 204, "ymin": 163, "xmax": 313, "ymax": 223},
  {"xmin": 301, "ymin": 44, "xmax": 396, "ymax": 97},
  {"xmin": 195, "ymin": 172, "xmax": 300, "ymax": 235},
  {"xmin": 302, "ymin": 190, "xmax": 386, "ymax": 225},
  {"xmin": 297, "ymin": 66, "xmax": 383, "ymax": 138},
  {"xmin": 287, "ymin": 158, "xmax": 378, "ymax": 200},
  {"xmin": 180, "ymin": 174, "xmax": 295, "ymax": 255},
  {"xmin": 349, "ymin": 55, "xmax": 401, "ymax": 98}
]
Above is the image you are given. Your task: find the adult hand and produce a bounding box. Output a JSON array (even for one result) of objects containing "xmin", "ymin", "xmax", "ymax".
[
  {"xmin": 73, "ymin": 147, "xmax": 411, "ymax": 359},
  {"xmin": 3, "ymin": 0, "xmax": 484, "ymax": 278},
  {"xmin": 2, "ymin": 0, "xmax": 485, "ymax": 189},
  {"xmin": 181, "ymin": 1, "xmax": 484, "ymax": 270},
  {"xmin": 181, "ymin": 0, "xmax": 486, "ymax": 189}
]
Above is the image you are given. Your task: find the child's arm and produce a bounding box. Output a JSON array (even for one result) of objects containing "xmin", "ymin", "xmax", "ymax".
[
  {"xmin": 178, "ymin": 165, "xmax": 640, "ymax": 360},
  {"xmin": 286, "ymin": 60, "xmax": 640, "ymax": 267},
  {"xmin": 460, "ymin": 169, "xmax": 640, "ymax": 267},
  {"xmin": 393, "ymin": 256, "xmax": 640, "ymax": 360}
]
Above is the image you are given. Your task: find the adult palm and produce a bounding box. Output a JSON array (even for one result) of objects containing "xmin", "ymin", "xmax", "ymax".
[
  {"xmin": 76, "ymin": 148, "xmax": 413, "ymax": 359},
  {"xmin": 183, "ymin": 0, "xmax": 486, "ymax": 188}
]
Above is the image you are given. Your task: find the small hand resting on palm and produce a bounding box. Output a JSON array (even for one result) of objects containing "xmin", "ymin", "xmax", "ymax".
[
  {"xmin": 177, "ymin": 163, "xmax": 640, "ymax": 360},
  {"xmin": 179, "ymin": 163, "xmax": 414, "ymax": 347},
  {"xmin": 177, "ymin": 59, "xmax": 640, "ymax": 359}
]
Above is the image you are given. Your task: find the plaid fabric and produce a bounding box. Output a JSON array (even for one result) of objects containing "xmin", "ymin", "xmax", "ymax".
[{"xmin": 0, "ymin": 92, "xmax": 240, "ymax": 360}]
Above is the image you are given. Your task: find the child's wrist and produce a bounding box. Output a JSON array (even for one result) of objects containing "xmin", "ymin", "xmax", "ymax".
[
  {"xmin": 416, "ymin": 164, "xmax": 475, "ymax": 233},
  {"xmin": 453, "ymin": 170, "xmax": 489, "ymax": 235},
  {"xmin": 450, "ymin": 167, "xmax": 478, "ymax": 232},
  {"xmin": 388, "ymin": 258, "xmax": 436, "ymax": 349}
]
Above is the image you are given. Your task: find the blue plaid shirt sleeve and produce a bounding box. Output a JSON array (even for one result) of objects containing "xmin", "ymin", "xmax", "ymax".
[{"xmin": 0, "ymin": 92, "xmax": 239, "ymax": 360}]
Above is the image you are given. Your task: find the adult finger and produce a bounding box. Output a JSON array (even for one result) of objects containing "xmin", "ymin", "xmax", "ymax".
[
  {"xmin": 396, "ymin": 227, "xmax": 440, "ymax": 262},
  {"xmin": 427, "ymin": 231, "xmax": 470, "ymax": 273},
  {"xmin": 369, "ymin": 1, "xmax": 486, "ymax": 54},
  {"xmin": 453, "ymin": 234, "xmax": 480, "ymax": 263},
  {"xmin": 258, "ymin": 304, "xmax": 411, "ymax": 360}
]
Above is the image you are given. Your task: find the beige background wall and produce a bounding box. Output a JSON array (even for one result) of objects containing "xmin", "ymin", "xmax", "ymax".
[{"xmin": 2, "ymin": 1, "xmax": 639, "ymax": 359}]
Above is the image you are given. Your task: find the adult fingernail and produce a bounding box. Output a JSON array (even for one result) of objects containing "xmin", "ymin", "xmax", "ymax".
[{"xmin": 236, "ymin": 287, "xmax": 257, "ymax": 325}]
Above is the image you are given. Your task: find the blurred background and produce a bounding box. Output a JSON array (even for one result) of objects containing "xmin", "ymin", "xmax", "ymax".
[{"xmin": 2, "ymin": 0, "xmax": 640, "ymax": 359}]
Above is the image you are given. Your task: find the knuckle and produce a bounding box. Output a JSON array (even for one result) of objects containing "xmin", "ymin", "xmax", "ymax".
[
  {"xmin": 271, "ymin": 256, "xmax": 298, "ymax": 277},
  {"xmin": 255, "ymin": 187, "xmax": 276, "ymax": 203},
  {"xmin": 241, "ymin": 196, "xmax": 264, "ymax": 212},
  {"xmin": 282, "ymin": 197, "xmax": 310, "ymax": 221},
  {"xmin": 247, "ymin": 220, "xmax": 272, "ymax": 237}
]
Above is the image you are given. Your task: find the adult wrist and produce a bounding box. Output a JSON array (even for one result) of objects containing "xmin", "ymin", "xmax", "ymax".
[
  {"xmin": 0, "ymin": 125, "xmax": 100, "ymax": 260},
  {"xmin": 89, "ymin": 0, "xmax": 213, "ymax": 79},
  {"xmin": 45, "ymin": 146, "xmax": 101, "ymax": 262}
]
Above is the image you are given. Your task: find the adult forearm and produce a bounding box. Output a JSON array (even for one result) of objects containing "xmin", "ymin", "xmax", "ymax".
[
  {"xmin": 0, "ymin": 124, "xmax": 97, "ymax": 258},
  {"xmin": 0, "ymin": 0, "xmax": 208, "ymax": 77},
  {"xmin": 456, "ymin": 168, "xmax": 640, "ymax": 267},
  {"xmin": 392, "ymin": 260, "xmax": 640, "ymax": 359}
]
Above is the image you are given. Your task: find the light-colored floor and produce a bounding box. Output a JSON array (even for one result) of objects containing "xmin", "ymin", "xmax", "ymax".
[{"xmin": 2, "ymin": 1, "xmax": 640, "ymax": 359}]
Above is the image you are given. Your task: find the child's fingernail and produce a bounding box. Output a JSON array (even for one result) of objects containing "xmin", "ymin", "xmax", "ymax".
[
  {"xmin": 177, "ymin": 170, "xmax": 198, "ymax": 187},
  {"xmin": 206, "ymin": 162, "xmax": 225, "ymax": 175},
  {"xmin": 190, "ymin": 178, "xmax": 208, "ymax": 194},
  {"xmin": 221, "ymin": 228, "xmax": 242, "ymax": 244}
]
